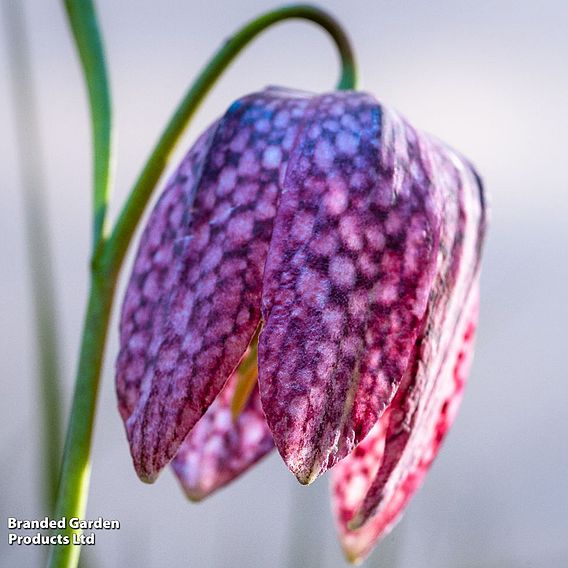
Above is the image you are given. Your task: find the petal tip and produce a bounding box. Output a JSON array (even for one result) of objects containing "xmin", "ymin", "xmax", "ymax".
[
  {"xmin": 138, "ymin": 471, "xmax": 159, "ymax": 485},
  {"xmin": 183, "ymin": 489, "xmax": 207, "ymax": 503},
  {"xmin": 343, "ymin": 548, "xmax": 364, "ymax": 566},
  {"xmin": 291, "ymin": 460, "xmax": 323, "ymax": 486}
]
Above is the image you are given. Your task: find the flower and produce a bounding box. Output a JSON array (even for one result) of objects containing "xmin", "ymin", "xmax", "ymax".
[{"xmin": 116, "ymin": 86, "xmax": 487, "ymax": 563}]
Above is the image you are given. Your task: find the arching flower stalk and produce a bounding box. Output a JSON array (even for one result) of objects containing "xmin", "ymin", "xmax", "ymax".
[{"xmin": 117, "ymin": 87, "xmax": 487, "ymax": 563}]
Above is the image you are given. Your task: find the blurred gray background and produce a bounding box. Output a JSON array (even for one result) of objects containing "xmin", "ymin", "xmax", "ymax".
[{"xmin": 1, "ymin": 1, "xmax": 567, "ymax": 566}]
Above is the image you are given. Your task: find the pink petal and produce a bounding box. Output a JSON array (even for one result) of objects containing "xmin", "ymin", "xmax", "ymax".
[
  {"xmin": 330, "ymin": 133, "xmax": 487, "ymax": 562},
  {"xmin": 259, "ymin": 95, "xmax": 447, "ymax": 484},
  {"xmin": 171, "ymin": 361, "xmax": 273, "ymax": 501},
  {"xmin": 332, "ymin": 280, "xmax": 479, "ymax": 564},
  {"xmin": 117, "ymin": 89, "xmax": 310, "ymax": 481}
]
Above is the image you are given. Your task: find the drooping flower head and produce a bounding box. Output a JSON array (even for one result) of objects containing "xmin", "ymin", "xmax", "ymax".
[{"xmin": 116, "ymin": 87, "xmax": 487, "ymax": 563}]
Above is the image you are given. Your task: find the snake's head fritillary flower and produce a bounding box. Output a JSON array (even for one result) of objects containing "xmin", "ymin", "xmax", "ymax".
[{"xmin": 116, "ymin": 86, "xmax": 487, "ymax": 562}]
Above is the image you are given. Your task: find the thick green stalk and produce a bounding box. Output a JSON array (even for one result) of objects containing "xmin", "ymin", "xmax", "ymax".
[
  {"xmin": 50, "ymin": 4, "xmax": 357, "ymax": 567},
  {"xmin": 2, "ymin": 0, "xmax": 63, "ymax": 513}
]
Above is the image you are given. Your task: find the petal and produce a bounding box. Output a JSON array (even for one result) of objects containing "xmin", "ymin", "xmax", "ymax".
[
  {"xmin": 331, "ymin": 136, "xmax": 487, "ymax": 563},
  {"xmin": 350, "ymin": 142, "xmax": 487, "ymax": 529},
  {"xmin": 259, "ymin": 94, "xmax": 446, "ymax": 484},
  {"xmin": 332, "ymin": 280, "xmax": 480, "ymax": 564},
  {"xmin": 118, "ymin": 89, "xmax": 310, "ymax": 482},
  {"xmin": 116, "ymin": 124, "xmax": 217, "ymax": 421},
  {"xmin": 171, "ymin": 355, "xmax": 274, "ymax": 501}
]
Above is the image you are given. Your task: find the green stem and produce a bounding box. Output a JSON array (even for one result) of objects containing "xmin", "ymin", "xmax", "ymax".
[
  {"xmin": 48, "ymin": 272, "xmax": 115, "ymax": 568},
  {"xmin": 64, "ymin": 0, "xmax": 114, "ymax": 247},
  {"xmin": 50, "ymin": 4, "xmax": 357, "ymax": 568},
  {"xmin": 99, "ymin": 3, "xmax": 357, "ymax": 272},
  {"xmin": 2, "ymin": 0, "xmax": 63, "ymax": 513}
]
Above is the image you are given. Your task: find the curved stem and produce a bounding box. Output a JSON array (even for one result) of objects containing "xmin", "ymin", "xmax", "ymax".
[
  {"xmin": 50, "ymin": 4, "xmax": 357, "ymax": 568},
  {"xmin": 100, "ymin": 3, "xmax": 357, "ymax": 273},
  {"xmin": 64, "ymin": 0, "xmax": 114, "ymax": 247}
]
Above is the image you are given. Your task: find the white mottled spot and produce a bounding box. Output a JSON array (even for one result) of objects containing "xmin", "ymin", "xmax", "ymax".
[
  {"xmin": 366, "ymin": 226, "xmax": 385, "ymax": 250},
  {"xmin": 173, "ymin": 360, "xmax": 193, "ymax": 391},
  {"xmin": 297, "ymin": 269, "xmax": 329, "ymax": 308},
  {"xmin": 282, "ymin": 126, "xmax": 298, "ymax": 150},
  {"xmin": 134, "ymin": 305, "xmax": 151, "ymax": 326},
  {"xmin": 316, "ymin": 341, "xmax": 338, "ymax": 379},
  {"xmin": 341, "ymin": 113, "xmax": 359, "ymax": 132},
  {"xmin": 348, "ymin": 290, "xmax": 368, "ymax": 320},
  {"xmin": 386, "ymin": 212, "xmax": 402, "ymax": 235},
  {"xmin": 193, "ymin": 223, "xmax": 210, "ymax": 251},
  {"xmin": 358, "ymin": 253, "xmax": 379, "ymax": 279},
  {"xmin": 217, "ymin": 167, "xmax": 237, "ymax": 197},
  {"xmin": 410, "ymin": 160, "xmax": 425, "ymax": 183},
  {"xmin": 262, "ymin": 146, "xmax": 282, "ymax": 169},
  {"xmin": 291, "ymin": 211, "xmax": 315, "ymax": 243},
  {"xmin": 233, "ymin": 182, "xmax": 259, "ymax": 206},
  {"xmin": 336, "ymin": 131, "xmax": 359, "ymax": 155},
  {"xmin": 176, "ymin": 287, "xmax": 195, "ymax": 315},
  {"xmin": 290, "ymin": 249, "xmax": 307, "ymax": 268},
  {"xmin": 378, "ymin": 283, "xmax": 398, "ymax": 305},
  {"xmin": 329, "ymin": 255, "xmax": 356, "ymax": 288},
  {"xmin": 346, "ymin": 474, "xmax": 368, "ymax": 507},
  {"xmin": 368, "ymin": 348, "xmax": 381, "ymax": 368},
  {"xmin": 309, "ymin": 124, "xmax": 322, "ymax": 140},
  {"xmin": 213, "ymin": 408, "xmax": 232, "ymax": 431},
  {"xmin": 227, "ymin": 213, "xmax": 254, "ymax": 244},
  {"xmin": 197, "ymin": 272, "xmax": 217, "ymax": 299},
  {"xmin": 238, "ymin": 149, "xmax": 260, "ymax": 176},
  {"xmin": 230, "ymin": 128, "xmax": 250, "ymax": 153},
  {"xmin": 236, "ymin": 307, "xmax": 251, "ymax": 326},
  {"xmin": 143, "ymin": 272, "xmax": 159, "ymax": 299},
  {"xmin": 255, "ymin": 197, "xmax": 276, "ymax": 220},
  {"xmin": 204, "ymin": 436, "xmax": 224, "ymax": 458},
  {"xmin": 274, "ymin": 110, "xmax": 290, "ymax": 129},
  {"xmin": 129, "ymin": 331, "xmax": 148, "ymax": 352},
  {"xmin": 210, "ymin": 201, "xmax": 233, "ymax": 226},
  {"xmin": 323, "ymin": 307, "xmax": 345, "ymax": 340},
  {"xmin": 324, "ymin": 176, "xmax": 348, "ymax": 216},
  {"xmin": 339, "ymin": 214, "xmax": 363, "ymax": 251},
  {"xmin": 315, "ymin": 138, "xmax": 335, "ymax": 170},
  {"xmin": 350, "ymin": 171, "xmax": 367, "ymax": 190},
  {"xmin": 202, "ymin": 246, "xmax": 222, "ymax": 272},
  {"xmin": 287, "ymin": 396, "xmax": 308, "ymax": 425},
  {"xmin": 310, "ymin": 232, "xmax": 338, "ymax": 256},
  {"xmin": 255, "ymin": 119, "xmax": 270, "ymax": 133},
  {"xmin": 157, "ymin": 343, "xmax": 178, "ymax": 373},
  {"xmin": 242, "ymin": 419, "xmax": 265, "ymax": 446},
  {"xmin": 331, "ymin": 102, "xmax": 345, "ymax": 117},
  {"xmin": 219, "ymin": 257, "xmax": 246, "ymax": 278},
  {"xmin": 171, "ymin": 306, "xmax": 190, "ymax": 335},
  {"xmin": 340, "ymin": 335, "xmax": 360, "ymax": 358},
  {"xmin": 323, "ymin": 119, "xmax": 339, "ymax": 132}
]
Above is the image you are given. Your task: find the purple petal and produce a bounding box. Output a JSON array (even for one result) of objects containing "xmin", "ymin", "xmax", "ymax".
[
  {"xmin": 118, "ymin": 89, "xmax": 310, "ymax": 481},
  {"xmin": 259, "ymin": 94, "xmax": 446, "ymax": 484},
  {"xmin": 171, "ymin": 358, "xmax": 273, "ymax": 501},
  {"xmin": 116, "ymin": 125, "xmax": 216, "ymax": 421}
]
